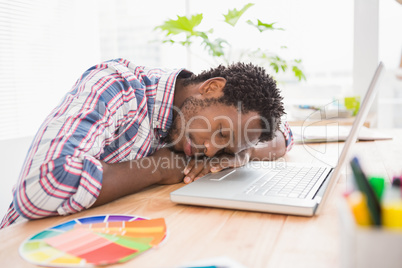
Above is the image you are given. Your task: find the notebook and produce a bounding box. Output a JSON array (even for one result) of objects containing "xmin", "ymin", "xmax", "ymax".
[{"xmin": 170, "ymin": 62, "xmax": 384, "ymax": 216}]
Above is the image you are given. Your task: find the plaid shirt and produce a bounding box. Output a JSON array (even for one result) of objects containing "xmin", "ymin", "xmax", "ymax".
[{"xmin": 0, "ymin": 59, "xmax": 293, "ymax": 228}]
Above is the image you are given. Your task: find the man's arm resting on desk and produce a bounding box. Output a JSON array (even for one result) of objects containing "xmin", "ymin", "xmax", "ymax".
[
  {"xmin": 249, "ymin": 130, "xmax": 287, "ymax": 160},
  {"xmin": 10, "ymin": 148, "xmax": 186, "ymax": 222},
  {"xmin": 92, "ymin": 148, "xmax": 187, "ymax": 207}
]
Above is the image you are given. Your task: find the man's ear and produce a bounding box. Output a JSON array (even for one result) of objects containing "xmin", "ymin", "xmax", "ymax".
[{"xmin": 198, "ymin": 77, "xmax": 227, "ymax": 98}]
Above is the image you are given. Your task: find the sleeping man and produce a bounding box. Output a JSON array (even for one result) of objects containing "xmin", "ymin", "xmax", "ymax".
[{"xmin": 1, "ymin": 59, "xmax": 293, "ymax": 228}]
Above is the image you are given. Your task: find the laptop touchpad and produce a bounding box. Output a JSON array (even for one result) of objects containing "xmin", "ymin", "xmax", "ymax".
[{"xmin": 209, "ymin": 168, "xmax": 237, "ymax": 181}]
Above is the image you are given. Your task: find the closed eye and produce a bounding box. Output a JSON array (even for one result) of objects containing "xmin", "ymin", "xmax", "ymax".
[{"xmin": 219, "ymin": 124, "xmax": 224, "ymax": 138}]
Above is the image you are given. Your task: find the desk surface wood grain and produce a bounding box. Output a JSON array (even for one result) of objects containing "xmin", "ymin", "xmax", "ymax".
[{"xmin": 1, "ymin": 129, "xmax": 401, "ymax": 268}]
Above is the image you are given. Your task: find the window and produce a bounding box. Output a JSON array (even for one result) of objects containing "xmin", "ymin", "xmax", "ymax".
[{"xmin": 0, "ymin": 0, "xmax": 100, "ymax": 140}]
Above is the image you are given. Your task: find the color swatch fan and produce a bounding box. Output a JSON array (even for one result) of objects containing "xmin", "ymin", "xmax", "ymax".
[{"xmin": 19, "ymin": 215, "xmax": 167, "ymax": 267}]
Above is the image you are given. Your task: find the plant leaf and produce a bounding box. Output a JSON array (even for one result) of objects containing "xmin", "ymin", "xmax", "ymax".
[
  {"xmin": 154, "ymin": 14, "xmax": 203, "ymax": 36},
  {"xmin": 179, "ymin": 40, "xmax": 192, "ymax": 46},
  {"xmin": 223, "ymin": 3, "xmax": 254, "ymax": 27},
  {"xmin": 292, "ymin": 65, "xmax": 306, "ymax": 81},
  {"xmin": 246, "ymin": 19, "xmax": 284, "ymax": 32},
  {"xmin": 270, "ymin": 62, "xmax": 279, "ymax": 73},
  {"xmin": 202, "ymin": 38, "xmax": 229, "ymax": 57},
  {"xmin": 162, "ymin": 39, "xmax": 175, "ymax": 44}
]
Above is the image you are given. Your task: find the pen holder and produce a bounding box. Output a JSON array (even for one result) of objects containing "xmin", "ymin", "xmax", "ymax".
[{"xmin": 338, "ymin": 199, "xmax": 402, "ymax": 268}]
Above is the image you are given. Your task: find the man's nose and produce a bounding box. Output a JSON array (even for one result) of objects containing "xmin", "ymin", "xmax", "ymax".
[{"xmin": 203, "ymin": 140, "xmax": 221, "ymax": 158}]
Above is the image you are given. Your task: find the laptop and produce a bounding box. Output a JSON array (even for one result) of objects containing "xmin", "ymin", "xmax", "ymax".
[{"xmin": 170, "ymin": 62, "xmax": 384, "ymax": 216}]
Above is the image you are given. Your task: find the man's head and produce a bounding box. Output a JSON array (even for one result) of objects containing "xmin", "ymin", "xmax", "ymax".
[{"xmin": 166, "ymin": 62, "xmax": 285, "ymax": 157}]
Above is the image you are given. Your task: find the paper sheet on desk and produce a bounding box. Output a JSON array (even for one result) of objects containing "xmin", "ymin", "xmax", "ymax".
[{"xmin": 292, "ymin": 126, "xmax": 393, "ymax": 143}]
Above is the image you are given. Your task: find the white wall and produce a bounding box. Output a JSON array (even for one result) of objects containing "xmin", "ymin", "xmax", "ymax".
[
  {"xmin": 0, "ymin": 0, "xmax": 101, "ymax": 141},
  {"xmin": 0, "ymin": 137, "xmax": 33, "ymax": 217}
]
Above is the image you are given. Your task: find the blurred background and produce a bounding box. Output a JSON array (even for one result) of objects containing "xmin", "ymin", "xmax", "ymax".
[{"xmin": 0, "ymin": 0, "xmax": 401, "ymax": 216}]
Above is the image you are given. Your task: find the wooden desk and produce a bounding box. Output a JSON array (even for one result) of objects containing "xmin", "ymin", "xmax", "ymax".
[{"xmin": 0, "ymin": 130, "xmax": 401, "ymax": 268}]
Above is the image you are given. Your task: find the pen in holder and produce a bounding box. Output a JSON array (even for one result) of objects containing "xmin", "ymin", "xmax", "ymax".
[{"xmin": 339, "ymin": 157, "xmax": 402, "ymax": 268}]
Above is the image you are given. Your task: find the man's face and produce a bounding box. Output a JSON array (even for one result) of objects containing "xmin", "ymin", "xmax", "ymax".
[{"xmin": 166, "ymin": 97, "xmax": 262, "ymax": 158}]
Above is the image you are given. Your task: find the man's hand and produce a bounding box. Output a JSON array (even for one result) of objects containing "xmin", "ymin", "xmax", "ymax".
[{"xmin": 182, "ymin": 149, "xmax": 251, "ymax": 184}]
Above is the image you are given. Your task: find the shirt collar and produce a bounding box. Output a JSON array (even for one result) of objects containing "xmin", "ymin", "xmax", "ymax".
[{"xmin": 152, "ymin": 68, "xmax": 187, "ymax": 136}]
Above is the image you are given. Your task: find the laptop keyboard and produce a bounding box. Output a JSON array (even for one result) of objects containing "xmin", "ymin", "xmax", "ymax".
[{"xmin": 244, "ymin": 166, "xmax": 327, "ymax": 198}]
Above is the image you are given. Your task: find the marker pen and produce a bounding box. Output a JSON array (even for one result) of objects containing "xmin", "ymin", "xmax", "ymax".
[{"xmin": 382, "ymin": 183, "xmax": 402, "ymax": 229}]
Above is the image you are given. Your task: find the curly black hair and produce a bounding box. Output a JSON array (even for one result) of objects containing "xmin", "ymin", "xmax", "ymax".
[{"xmin": 181, "ymin": 62, "xmax": 285, "ymax": 142}]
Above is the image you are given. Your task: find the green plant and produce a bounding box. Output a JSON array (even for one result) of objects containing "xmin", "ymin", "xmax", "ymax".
[{"xmin": 154, "ymin": 3, "xmax": 306, "ymax": 82}]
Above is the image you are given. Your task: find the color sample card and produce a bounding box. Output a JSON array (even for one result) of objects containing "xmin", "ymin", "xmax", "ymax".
[{"xmin": 19, "ymin": 215, "xmax": 167, "ymax": 267}]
